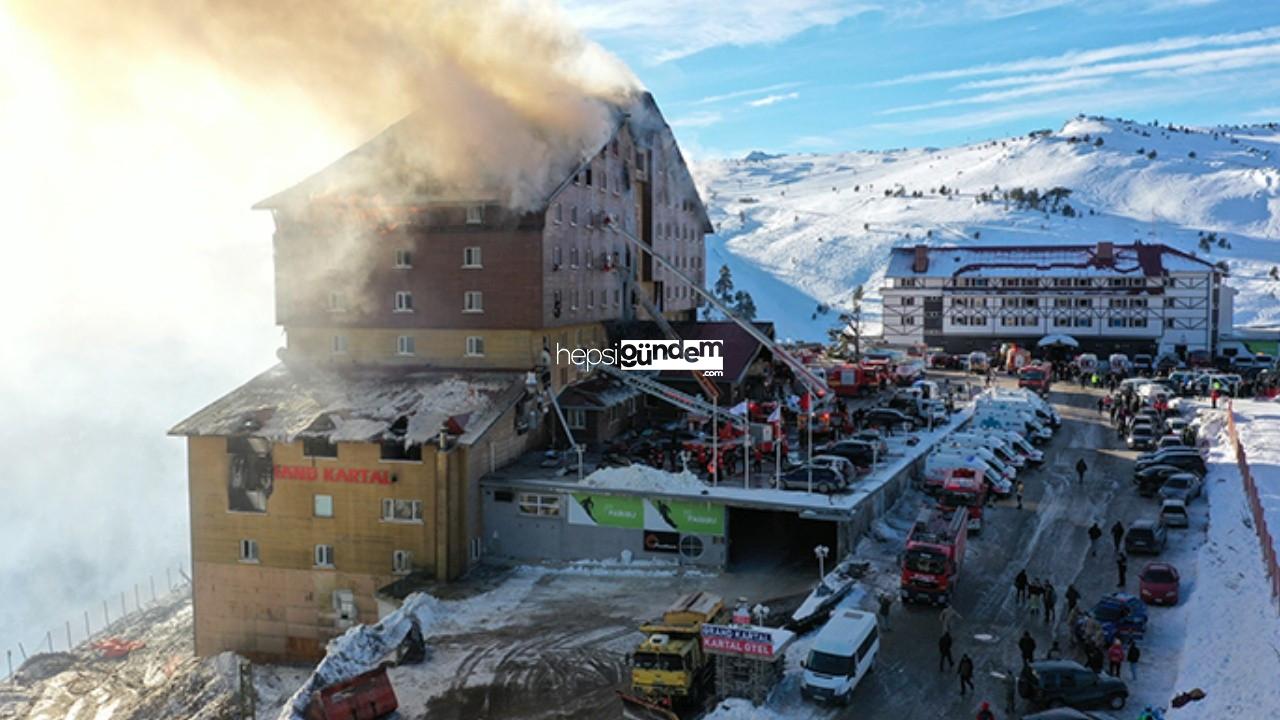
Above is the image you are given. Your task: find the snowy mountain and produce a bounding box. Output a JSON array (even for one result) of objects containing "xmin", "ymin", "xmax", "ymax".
[{"xmin": 693, "ymin": 116, "xmax": 1280, "ymax": 341}]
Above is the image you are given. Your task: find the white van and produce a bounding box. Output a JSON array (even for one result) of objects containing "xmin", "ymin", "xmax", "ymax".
[
  {"xmin": 987, "ymin": 388, "xmax": 1061, "ymax": 426},
  {"xmin": 801, "ymin": 608, "xmax": 880, "ymax": 705},
  {"xmin": 995, "ymin": 429, "xmax": 1044, "ymax": 464},
  {"xmin": 949, "ymin": 432, "xmax": 1025, "ymax": 467},
  {"xmin": 974, "ymin": 405, "xmax": 1052, "ymax": 441},
  {"xmin": 968, "ymin": 351, "xmax": 990, "ymax": 374},
  {"xmin": 936, "ymin": 442, "xmax": 1017, "ymax": 480},
  {"xmin": 926, "ymin": 450, "xmax": 1013, "ymax": 496}
]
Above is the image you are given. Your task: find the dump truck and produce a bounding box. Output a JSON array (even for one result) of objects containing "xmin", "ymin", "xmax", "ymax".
[{"xmin": 622, "ymin": 592, "xmax": 726, "ymax": 716}]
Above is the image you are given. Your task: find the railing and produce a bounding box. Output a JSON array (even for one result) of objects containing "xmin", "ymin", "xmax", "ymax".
[{"xmin": 1224, "ymin": 400, "xmax": 1280, "ymax": 609}]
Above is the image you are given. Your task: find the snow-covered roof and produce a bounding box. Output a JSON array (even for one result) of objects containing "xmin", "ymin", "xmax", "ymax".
[
  {"xmin": 886, "ymin": 242, "xmax": 1214, "ymax": 279},
  {"xmin": 169, "ymin": 363, "xmax": 526, "ymax": 447}
]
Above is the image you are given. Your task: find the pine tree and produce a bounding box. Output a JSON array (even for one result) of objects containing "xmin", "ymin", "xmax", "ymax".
[
  {"xmin": 732, "ymin": 291, "xmax": 757, "ymax": 321},
  {"xmin": 827, "ymin": 285, "xmax": 865, "ymax": 360},
  {"xmin": 714, "ymin": 265, "xmax": 735, "ymax": 304}
]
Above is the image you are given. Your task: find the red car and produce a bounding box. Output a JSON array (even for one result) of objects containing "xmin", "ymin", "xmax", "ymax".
[{"xmin": 1139, "ymin": 562, "xmax": 1180, "ymax": 606}]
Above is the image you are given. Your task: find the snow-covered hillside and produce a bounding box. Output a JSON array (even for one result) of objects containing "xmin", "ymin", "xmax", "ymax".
[{"xmin": 694, "ymin": 116, "xmax": 1280, "ymax": 341}]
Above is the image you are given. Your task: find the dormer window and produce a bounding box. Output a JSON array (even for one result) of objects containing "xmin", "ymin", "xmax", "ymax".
[{"xmin": 466, "ymin": 205, "xmax": 484, "ymax": 224}]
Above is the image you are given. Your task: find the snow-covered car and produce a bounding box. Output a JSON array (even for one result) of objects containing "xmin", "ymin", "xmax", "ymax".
[
  {"xmin": 1159, "ymin": 499, "xmax": 1190, "ymax": 528},
  {"xmin": 809, "ymin": 455, "xmax": 858, "ymax": 484},
  {"xmin": 1155, "ymin": 435, "xmax": 1185, "ymax": 450},
  {"xmin": 1076, "ymin": 593, "xmax": 1148, "ymax": 645},
  {"xmin": 778, "ymin": 466, "xmax": 847, "ymax": 494},
  {"xmin": 1157, "ymin": 473, "xmax": 1202, "ymax": 502}
]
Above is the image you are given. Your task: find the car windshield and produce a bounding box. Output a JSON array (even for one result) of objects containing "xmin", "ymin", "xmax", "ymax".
[
  {"xmin": 1144, "ymin": 568, "xmax": 1176, "ymax": 583},
  {"xmin": 633, "ymin": 652, "xmax": 685, "ymax": 670},
  {"xmin": 806, "ymin": 650, "xmax": 856, "ymax": 676},
  {"xmin": 1166, "ymin": 477, "xmax": 1189, "ymax": 489},
  {"xmin": 1129, "ymin": 529, "xmax": 1154, "ymax": 541},
  {"xmin": 1020, "ymin": 370, "xmax": 1045, "ymax": 380},
  {"xmin": 1092, "ymin": 603, "xmax": 1126, "ymax": 621},
  {"xmin": 904, "ymin": 549, "xmax": 948, "ymax": 574}
]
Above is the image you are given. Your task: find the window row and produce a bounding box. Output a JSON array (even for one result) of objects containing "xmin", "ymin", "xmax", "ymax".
[
  {"xmin": 237, "ymin": 539, "xmax": 415, "ymax": 575},
  {"xmin": 330, "ymin": 290, "xmax": 485, "ymax": 315},
  {"xmin": 331, "ymin": 334, "xmax": 485, "ymax": 358},
  {"xmin": 389, "ymin": 246, "xmax": 482, "ymax": 271}
]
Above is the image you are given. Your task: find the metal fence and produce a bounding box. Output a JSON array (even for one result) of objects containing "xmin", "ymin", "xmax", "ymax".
[
  {"xmin": 1224, "ymin": 400, "xmax": 1280, "ymax": 610},
  {"xmin": 3, "ymin": 561, "xmax": 192, "ymax": 683}
]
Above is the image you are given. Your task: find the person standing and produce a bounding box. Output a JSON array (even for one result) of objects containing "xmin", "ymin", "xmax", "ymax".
[
  {"xmin": 1111, "ymin": 521, "xmax": 1125, "ymax": 553},
  {"xmin": 940, "ymin": 605, "xmax": 963, "ymax": 634},
  {"xmin": 1107, "ymin": 639, "xmax": 1124, "ymax": 676},
  {"xmin": 1075, "ymin": 458, "xmax": 1088, "ymax": 485},
  {"xmin": 1004, "ymin": 665, "xmax": 1018, "ymax": 715},
  {"xmin": 1065, "ymin": 583, "xmax": 1081, "ymax": 613},
  {"xmin": 958, "ymin": 653, "xmax": 975, "ymax": 696},
  {"xmin": 1043, "ymin": 582, "xmax": 1057, "ymax": 624},
  {"xmin": 878, "ymin": 592, "xmax": 894, "ymax": 631},
  {"xmin": 1127, "ymin": 641, "xmax": 1141, "ymax": 680},
  {"xmin": 1014, "ymin": 569, "xmax": 1028, "ymax": 604},
  {"xmin": 939, "ymin": 631, "xmax": 955, "ymax": 672},
  {"xmin": 1027, "ymin": 579, "xmax": 1043, "ymax": 618},
  {"xmin": 976, "ymin": 700, "xmax": 996, "ymax": 720},
  {"xmin": 1018, "ymin": 630, "xmax": 1037, "ymax": 665},
  {"xmin": 1088, "ymin": 523, "xmax": 1102, "ymax": 556},
  {"xmin": 1116, "ymin": 552, "xmax": 1128, "ymax": 588},
  {"xmin": 1046, "ymin": 640, "xmax": 1063, "ymax": 660},
  {"xmin": 1016, "ymin": 480, "xmax": 1025, "ymax": 510}
]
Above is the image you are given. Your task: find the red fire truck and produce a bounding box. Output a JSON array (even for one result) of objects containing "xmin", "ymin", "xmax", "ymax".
[
  {"xmin": 937, "ymin": 468, "xmax": 988, "ymax": 534},
  {"xmin": 1017, "ymin": 361, "xmax": 1053, "ymax": 394},
  {"xmin": 826, "ymin": 364, "xmax": 877, "ymax": 397},
  {"xmin": 900, "ymin": 508, "xmax": 968, "ymax": 606}
]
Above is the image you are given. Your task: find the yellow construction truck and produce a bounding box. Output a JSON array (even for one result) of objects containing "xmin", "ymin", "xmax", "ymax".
[{"xmin": 621, "ymin": 591, "xmax": 726, "ymax": 717}]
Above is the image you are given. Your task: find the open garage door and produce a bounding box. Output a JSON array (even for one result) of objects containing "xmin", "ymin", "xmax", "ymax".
[{"xmin": 727, "ymin": 507, "xmax": 838, "ymax": 572}]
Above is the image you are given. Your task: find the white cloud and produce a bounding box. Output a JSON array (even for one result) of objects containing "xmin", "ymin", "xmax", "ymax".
[
  {"xmin": 878, "ymin": 78, "xmax": 1103, "ymax": 115},
  {"xmin": 695, "ymin": 81, "xmax": 804, "ymax": 105},
  {"xmin": 748, "ymin": 92, "xmax": 800, "ymax": 107},
  {"xmin": 670, "ymin": 110, "xmax": 724, "ymax": 127}
]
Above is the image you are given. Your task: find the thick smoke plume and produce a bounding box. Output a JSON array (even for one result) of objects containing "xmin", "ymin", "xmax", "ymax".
[{"xmin": 12, "ymin": 0, "xmax": 641, "ymax": 209}]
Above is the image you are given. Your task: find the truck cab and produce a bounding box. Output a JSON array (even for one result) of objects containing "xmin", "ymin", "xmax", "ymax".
[
  {"xmin": 900, "ymin": 508, "xmax": 967, "ymax": 606},
  {"xmin": 937, "ymin": 468, "xmax": 988, "ymax": 533},
  {"xmin": 630, "ymin": 592, "xmax": 725, "ymax": 707}
]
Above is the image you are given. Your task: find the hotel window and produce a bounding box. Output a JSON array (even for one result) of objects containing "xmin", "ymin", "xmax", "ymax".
[
  {"xmin": 570, "ymin": 246, "xmax": 579, "ymax": 267},
  {"xmin": 587, "ymin": 289, "xmax": 595, "ymax": 308},
  {"xmin": 553, "ymin": 245, "xmax": 562, "ymax": 267},
  {"xmin": 303, "ymin": 437, "xmax": 337, "ymax": 459},
  {"xmin": 394, "ymin": 249, "xmax": 412, "ymax": 268},
  {"xmin": 313, "ymin": 494, "xmax": 334, "ymax": 518},
  {"xmin": 392, "ymin": 550, "xmax": 413, "ymax": 575},
  {"xmin": 584, "ymin": 167, "xmax": 593, "ymax": 186},
  {"xmin": 566, "ymin": 408, "xmax": 586, "ymax": 430},
  {"xmin": 586, "ymin": 247, "xmax": 594, "ymax": 268},
  {"xmin": 463, "ymin": 246, "xmax": 482, "ymax": 268},
  {"xmin": 902, "ymin": 316, "xmax": 916, "ymax": 325},
  {"xmin": 396, "ymin": 335, "xmax": 415, "ymax": 356},
  {"xmin": 394, "ymin": 291, "xmax": 413, "ymax": 313},
  {"xmin": 381, "ymin": 499, "xmax": 423, "ymax": 523},
  {"xmin": 1166, "ymin": 318, "xmax": 1176, "ymax": 328},
  {"xmin": 331, "ymin": 335, "xmax": 348, "ymax": 355},
  {"xmin": 464, "ymin": 291, "xmax": 484, "ymax": 313},
  {"xmin": 328, "ymin": 292, "xmax": 346, "ymax": 313},
  {"xmin": 466, "ymin": 336, "xmax": 485, "ymax": 357},
  {"xmin": 314, "ymin": 544, "xmax": 335, "ymax": 568},
  {"xmin": 379, "ymin": 441, "xmax": 422, "ymax": 462},
  {"xmin": 554, "ymin": 203, "xmax": 562, "ymax": 223},
  {"xmin": 1165, "ymin": 297, "xmax": 1177, "ymax": 308},
  {"xmin": 517, "ymin": 493, "xmax": 561, "ymax": 517},
  {"xmin": 239, "ymin": 539, "xmax": 259, "ymax": 563},
  {"xmin": 1074, "ymin": 317, "xmax": 1093, "ymax": 328},
  {"xmin": 901, "ymin": 297, "xmax": 915, "ymax": 306},
  {"xmin": 466, "ymin": 205, "xmax": 484, "ymax": 224},
  {"xmin": 570, "ymin": 206, "xmax": 578, "ymax": 225}
]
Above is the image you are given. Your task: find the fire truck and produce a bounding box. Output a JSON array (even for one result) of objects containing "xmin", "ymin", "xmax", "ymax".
[
  {"xmin": 826, "ymin": 364, "xmax": 877, "ymax": 397},
  {"xmin": 1017, "ymin": 362, "xmax": 1053, "ymax": 394},
  {"xmin": 900, "ymin": 508, "xmax": 968, "ymax": 606},
  {"xmin": 937, "ymin": 468, "xmax": 988, "ymax": 534}
]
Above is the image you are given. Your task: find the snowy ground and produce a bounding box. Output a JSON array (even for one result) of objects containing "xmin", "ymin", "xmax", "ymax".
[{"xmin": 694, "ymin": 116, "xmax": 1280, "ymax": 340}]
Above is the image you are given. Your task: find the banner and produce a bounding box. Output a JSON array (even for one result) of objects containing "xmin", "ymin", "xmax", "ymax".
[
  {"xmin": 568, "ymin": 493, "xmax": 644, "ymax": 529},
  {"xmin": 644, "ymin": 499, "xmax": 726, "ymax": 536},
  {"xmin": 701, "ymin": 624, "xmax": 780, "ymax": 658}
]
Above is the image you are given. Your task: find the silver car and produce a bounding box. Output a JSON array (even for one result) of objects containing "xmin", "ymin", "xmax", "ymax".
[{"xmin": 1158, "ymin": 472, "xmax": 1202, "ymax": 502}]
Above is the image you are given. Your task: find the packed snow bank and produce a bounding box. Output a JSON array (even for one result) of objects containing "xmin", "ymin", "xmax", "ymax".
[
  {"xmin": 279, "ymin": 593, "xmax": 441, "ymax": 720},
  {"xmin": 704, "ymin": 697, "xmax": 789, "ymax": 719},
  {"xmin": 581, "ymin": 465, "xmax": 707, "ymax": 493},
  {"xmin": 1169, "ymin": 408, "xmax": 1280, "ymax": 718},
  {"xmin": 1226, "ymin": 398, "xmax": 1280, "ymax": 559}
]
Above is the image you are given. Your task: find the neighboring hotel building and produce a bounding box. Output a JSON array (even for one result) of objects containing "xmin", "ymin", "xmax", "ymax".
[
  {"xmin": 881, "ymin": 242, "xmax": 1233, "ymax": 356},
  {"xmin": 170, "ymin": 92, "xmax": 712, "ymax": 661}
]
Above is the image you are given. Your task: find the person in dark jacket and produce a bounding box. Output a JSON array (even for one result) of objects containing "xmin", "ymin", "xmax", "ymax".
[
  {"xmin": 1014, "ymin": 569, "xmax": 1028, "ymax": 604},
  {"xmin": 939, "ymin": 631, "xmax": 955, "ymax": 671},
  {"xmin": 1043, "ymin": 582, "xmax": 1057, "ymax": 624},
  {"xmin": 1018, "ymin": 630, "xmax": 1036, "ymax": 665},
  {"xmin": 1127, "ymin": 641, "xmax": 1142, "ymax": 680},
  {"xmin": 1075, "ymin": 458, "xmax": 1088, "ymax": 484},
  {"xmin": 1088, "ymin": 523, "xmax": 1102, "ymax": 556},
  {"xmin": 1086, "ymin": 643, "xmax": 1105, "ymax": 674},
  {"xmin": 1117, "ymin": 552, "xmax": 1128, "ymax": 588},
  {"xmin": 1111, "ymin": 521, "xmax": 1125, "ymax": 552},
  {"xmin": 1065, "ymin": 583, "xmax": 1081, "ymax": 612},
  {"xmin": 958, "ymin": 654, "xmax": 975, "ymax": 696}
]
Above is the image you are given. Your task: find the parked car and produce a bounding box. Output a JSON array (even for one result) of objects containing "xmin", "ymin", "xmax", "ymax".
[
  {"xmin": 1138, "ymin": 562, "xmax": 1181, "ymax": 605},
  {"xmin": 848, "ymin": 430, "xmax": 890, "ymax": 457},
  {"xmin": 820, "ymin": 440, "xmax": 877, "ymax": 469},
  {"xmin": 1077, "ymin": 592, "xmax": 1149, "ymax": 645},
  {"xmin": 1187, "ymin": 349, "xmax": 1212, "ymax": 368},
  {"xmin": 1135, "ymin": 449, "xmax": 1206, "ymax": 476},
  {"xmin": 1154, "ymin": 435, "xmax": 1185, "ymax": 450},
  {"xmin": 1132, "ymin": 354, "xmax": 1153, "ymax": 375},
  {"xmin": 778, "ymin": 466, "xmax": 846, "ymax": 494},
  {"xmin": 1158, "ymin": 473, "xmax": 1202, "ymax": 502},
  {"xmin": 1124, "ymin": 519, "xmax": 1168, "ymax": 554},
  {"xmin": 968, "ymin": 351, "xmax": 990, "ymax": 374},
  {"xmin": 1134, "ymin": 464, "xmax": 1190, "ymax": 497},
  {"xmin": 1024, "ymin": 708, "xmax": 1121, "ymax": 720},
  {"xmin": 1021, "ymin": 660, "xmax": 1129, "ymax": 712},
  {"xmin": 800, "ymin": 609, "xmax": 879, "ymax": 705},
  {"xmin": 864, "ymin": 408, "xmax": 916, "ymax": 432},
  {"xmin": 1154, "ymin": 354, "xmax": 1182, "ymax": 374},
  {"xmin": 809, "ymin": 455, "xmax": 858, "ymax": 483},
  {"xmin": 1160, "ymin": 499, "xmax": 1190, "ymax": 528}
]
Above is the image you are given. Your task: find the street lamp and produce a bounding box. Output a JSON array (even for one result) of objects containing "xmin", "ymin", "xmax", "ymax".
[{"xmin": 814, "ymin": 544, "xmax": 830, "ymax": 580}]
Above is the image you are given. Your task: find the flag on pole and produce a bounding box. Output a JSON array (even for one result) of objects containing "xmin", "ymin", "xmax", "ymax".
[
  {"xmin": 766, "ymin": 405, "xmax": 782, "ymax": 424},
  {"xmin": 728, "ymin": 400, "xmax": 749, "ymax": 417}
]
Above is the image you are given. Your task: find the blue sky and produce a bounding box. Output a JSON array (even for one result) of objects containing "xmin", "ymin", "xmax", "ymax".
[{"xmin": 566, "ymin": 0, "xmax": 1280, "ymax": 157}]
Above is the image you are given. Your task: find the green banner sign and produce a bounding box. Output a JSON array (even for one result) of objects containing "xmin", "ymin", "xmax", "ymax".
[
  {"xmin": 647, "ymin": 499, "xmax": 726, "ymax": 536},
  {"xmin": 569, "ymin": 493, "xmax": 644, "ymax": 529}
]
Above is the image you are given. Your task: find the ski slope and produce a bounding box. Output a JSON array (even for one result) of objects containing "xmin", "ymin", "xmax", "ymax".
[{"xmin": 694, "ymin": 116, "xmax": 1280, "ymax": 341}]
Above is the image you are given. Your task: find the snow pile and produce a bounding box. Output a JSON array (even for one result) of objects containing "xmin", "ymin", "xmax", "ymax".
[
  {"xmin": 1169, "ymin": 407, "xmax": 1280, "ymax": 718},
  {"xmin": 581, "ymin": 465, "xmax": 707, "ymax": 493},
  {"xmin": 1226, "ymin": 398, "xmax": 1280, "ymax": 550},
  {"xmin": 693, "ymin": 116, "xmax": 1280, "ymax": 340},
  {"xmin": 704, "ymin": 697, "xmax": 790, "ymax": 719},
  {"xmin": 279, "ymin": 592, "xmax": 441, "ymax": 720}
]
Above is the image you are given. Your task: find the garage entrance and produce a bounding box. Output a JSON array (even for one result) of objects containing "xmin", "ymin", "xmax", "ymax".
[{"xmin": 727, "ymin": 507, "xmax": 838, "ymax": 572}]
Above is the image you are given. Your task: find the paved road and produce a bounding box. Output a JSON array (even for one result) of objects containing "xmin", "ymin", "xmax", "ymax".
[{"xmin": 833, "ymin": 372, "xmax": 1179, "ymax": 719}]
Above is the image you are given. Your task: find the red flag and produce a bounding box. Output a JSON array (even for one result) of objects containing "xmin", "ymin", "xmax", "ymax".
[{"xmin": 800, "ymin": 392, "xmax": 811, "ymax": 413}]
